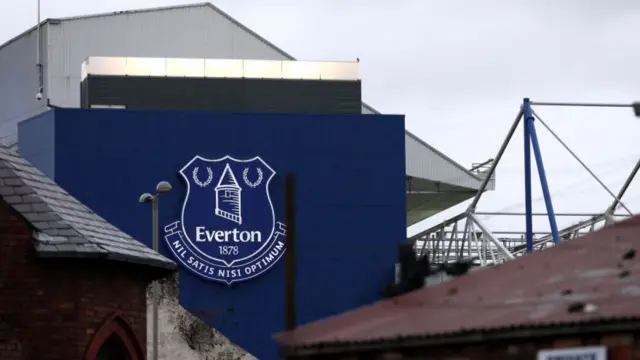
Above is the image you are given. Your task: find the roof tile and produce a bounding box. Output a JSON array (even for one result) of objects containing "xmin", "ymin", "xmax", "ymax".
[{"xmin": 0, "ymin": 146, "xmax": 176, "ymax": 270}]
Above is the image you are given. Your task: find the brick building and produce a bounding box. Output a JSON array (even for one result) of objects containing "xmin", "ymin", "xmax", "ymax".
[
  {"xmin": 0, "ymin": 146, "xmax": 177, "ymax": 359},
  {"xmin": 276, "ymin": 216, "xmax": 640, "ymax": 360}
]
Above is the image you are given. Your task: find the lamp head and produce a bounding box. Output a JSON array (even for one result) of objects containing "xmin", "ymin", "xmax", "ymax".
[
  {"xmin": 138, "ymin": 193, "xmax": 154, "ymax": 203},
  {"xmin": 156, "ymin": 181, "xmax": 172, "ymax": 193}
]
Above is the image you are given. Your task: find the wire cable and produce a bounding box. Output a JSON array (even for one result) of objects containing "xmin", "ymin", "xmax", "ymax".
[{"xmin": 532, "ymin": 109, "xmax": 633, "ymax": 215}]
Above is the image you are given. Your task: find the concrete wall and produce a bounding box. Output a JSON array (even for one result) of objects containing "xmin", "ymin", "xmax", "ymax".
[{"xmin": 149, "ymin": 289, "xmax": 255, "ymax": 360}]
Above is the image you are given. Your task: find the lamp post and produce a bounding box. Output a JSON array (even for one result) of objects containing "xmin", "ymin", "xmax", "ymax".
[{"xmin": 139, "ymin": 181, "xmax": 172, "ymax": 360}]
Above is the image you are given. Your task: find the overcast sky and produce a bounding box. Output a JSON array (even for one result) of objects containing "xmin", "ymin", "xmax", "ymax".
[{"xmin": 3, "ymin": 0, "xmax": 640, "ymax": 236}]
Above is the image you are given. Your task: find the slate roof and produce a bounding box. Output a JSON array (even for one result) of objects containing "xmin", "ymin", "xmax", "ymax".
[
  {"xmin": 275, "ymin": 215, "xmax": 640, "ymax": 354},
  {"xmin": 0, "ymin": 145, "xmax": 176, "ymax": 270}
]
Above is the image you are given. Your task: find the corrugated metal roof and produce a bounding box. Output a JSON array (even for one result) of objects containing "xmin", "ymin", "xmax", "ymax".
[
  {"xmin": 0, "ymin": 145, "xmax": 176, "ymax": 270},
  {"xmin": 276, "ymin": 216, "xmax": 640, "ymax": 352},
  {"xmin": 405, "ymin": 131, "xmax": 482, "ymax": 188}
]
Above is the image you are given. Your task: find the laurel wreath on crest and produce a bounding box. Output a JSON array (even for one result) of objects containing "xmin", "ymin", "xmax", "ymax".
[
  {"xmin": 192, "ymin": 166, "xmax": 213, "ymax": 188},
  {"xmin": 243, "ymin": 167, "xmax": 263, "ymax": 188}
]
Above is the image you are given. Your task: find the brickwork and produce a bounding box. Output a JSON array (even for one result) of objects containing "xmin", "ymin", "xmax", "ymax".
[
  {"xmin": 0, "ymin": 199, "xmax": 149, "ymax": 359},
  {"xmin": 300, "ymin": 332, "xmax": 640, "ymax": 360}
]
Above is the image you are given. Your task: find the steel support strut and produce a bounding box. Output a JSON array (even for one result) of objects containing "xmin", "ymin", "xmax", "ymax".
[
  {"xmin": 409, "ymin": 98, "xmax": 638, "ymax": 269},
  {"xmin": 467, "ymin": 108, "xmax": 523, "ymax": 212},
  {"xmin": 523, "ymin": 100, "xmax": 533, "ymax": 253},
  {"xmin": 523, "ymin": 98, "xmax": 560, "ymax": 249},
  {"xmin": 607, "ymin": 158, "xmax": 640, "ymax": 216}
]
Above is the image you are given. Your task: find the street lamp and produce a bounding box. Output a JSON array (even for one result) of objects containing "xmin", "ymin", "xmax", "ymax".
[{"xmin": 139, "ymin": 180, "xmax": 172, "ymax": 360}]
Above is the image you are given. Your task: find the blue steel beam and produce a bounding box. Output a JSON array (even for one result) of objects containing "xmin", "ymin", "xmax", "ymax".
[
  {"xmin": 523, "ymin": 99, "xmax": 533, "ymax": 253},
  {"xmin": 524, "ymin": 98, "xmax": 561, "ymax": 243}
]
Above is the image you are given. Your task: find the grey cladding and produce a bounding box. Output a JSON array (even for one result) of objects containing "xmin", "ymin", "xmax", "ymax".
[{"xmin": 0, "ymin": 146, "xmax": 176, "ymax": 270}]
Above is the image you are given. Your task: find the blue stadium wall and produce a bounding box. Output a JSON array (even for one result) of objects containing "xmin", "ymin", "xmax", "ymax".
[{"xmin": 19, "ymin": 108, "xmax": 406, "ymax": 360}]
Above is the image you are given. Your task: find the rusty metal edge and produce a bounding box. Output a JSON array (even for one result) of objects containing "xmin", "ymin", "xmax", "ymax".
[{"xmin": 281, "ymin": 318, "xmax": 640, "ymax": 357}]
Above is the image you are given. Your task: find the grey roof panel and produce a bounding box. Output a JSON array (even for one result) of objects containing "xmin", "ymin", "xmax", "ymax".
[{"xmin": 0, "ymin": 146, "xmax": 176, "ymax": 270}]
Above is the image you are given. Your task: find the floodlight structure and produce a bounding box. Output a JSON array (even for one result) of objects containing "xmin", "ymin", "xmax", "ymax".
[{"xmin": 411, "ymin": 98, "xmax": 639, "ymax": 269}]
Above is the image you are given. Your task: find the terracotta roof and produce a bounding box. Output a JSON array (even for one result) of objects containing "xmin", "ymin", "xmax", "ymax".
[
  {"xmin": 0, "ymin": 145, "xmax": 177, "ymax": 270},
  {"xmin": 275, "ymin": 216, "xmax": 640, "ymax": 353}
]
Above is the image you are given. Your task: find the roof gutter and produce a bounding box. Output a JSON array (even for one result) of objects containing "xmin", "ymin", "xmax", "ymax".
[{"xmin": 281, "ymin": 318, "xmax": 640, "ymax": 357}]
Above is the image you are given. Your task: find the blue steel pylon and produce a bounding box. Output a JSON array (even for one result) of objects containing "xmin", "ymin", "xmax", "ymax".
[{"xmin": 522, "ymin": 98, "xmax": 560, "ymax": 253}]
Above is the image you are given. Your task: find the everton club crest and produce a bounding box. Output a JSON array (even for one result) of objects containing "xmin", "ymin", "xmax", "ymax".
[{"xmin": 164, "ymin": 155, "xmax": 287, "ymax": 285}]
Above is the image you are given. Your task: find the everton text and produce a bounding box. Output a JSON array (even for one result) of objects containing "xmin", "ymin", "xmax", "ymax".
[{"xmin": 195, "ymin": 227, "xmax": 262, "ymax": 242}]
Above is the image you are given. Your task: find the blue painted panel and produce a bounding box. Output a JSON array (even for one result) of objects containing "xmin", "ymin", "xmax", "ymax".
[
  {"xmin": 19, "ymin": 108, "xmax": 406, "ymax": 360},
  {"xmin": 17, "ymin": 110, "xmax": 56, "ymax": 179}
]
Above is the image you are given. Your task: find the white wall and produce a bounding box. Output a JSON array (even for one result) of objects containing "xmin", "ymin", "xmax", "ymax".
[{"xmin": 0, "ymin": 26, "xmax": 50, "ymax": 139}]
